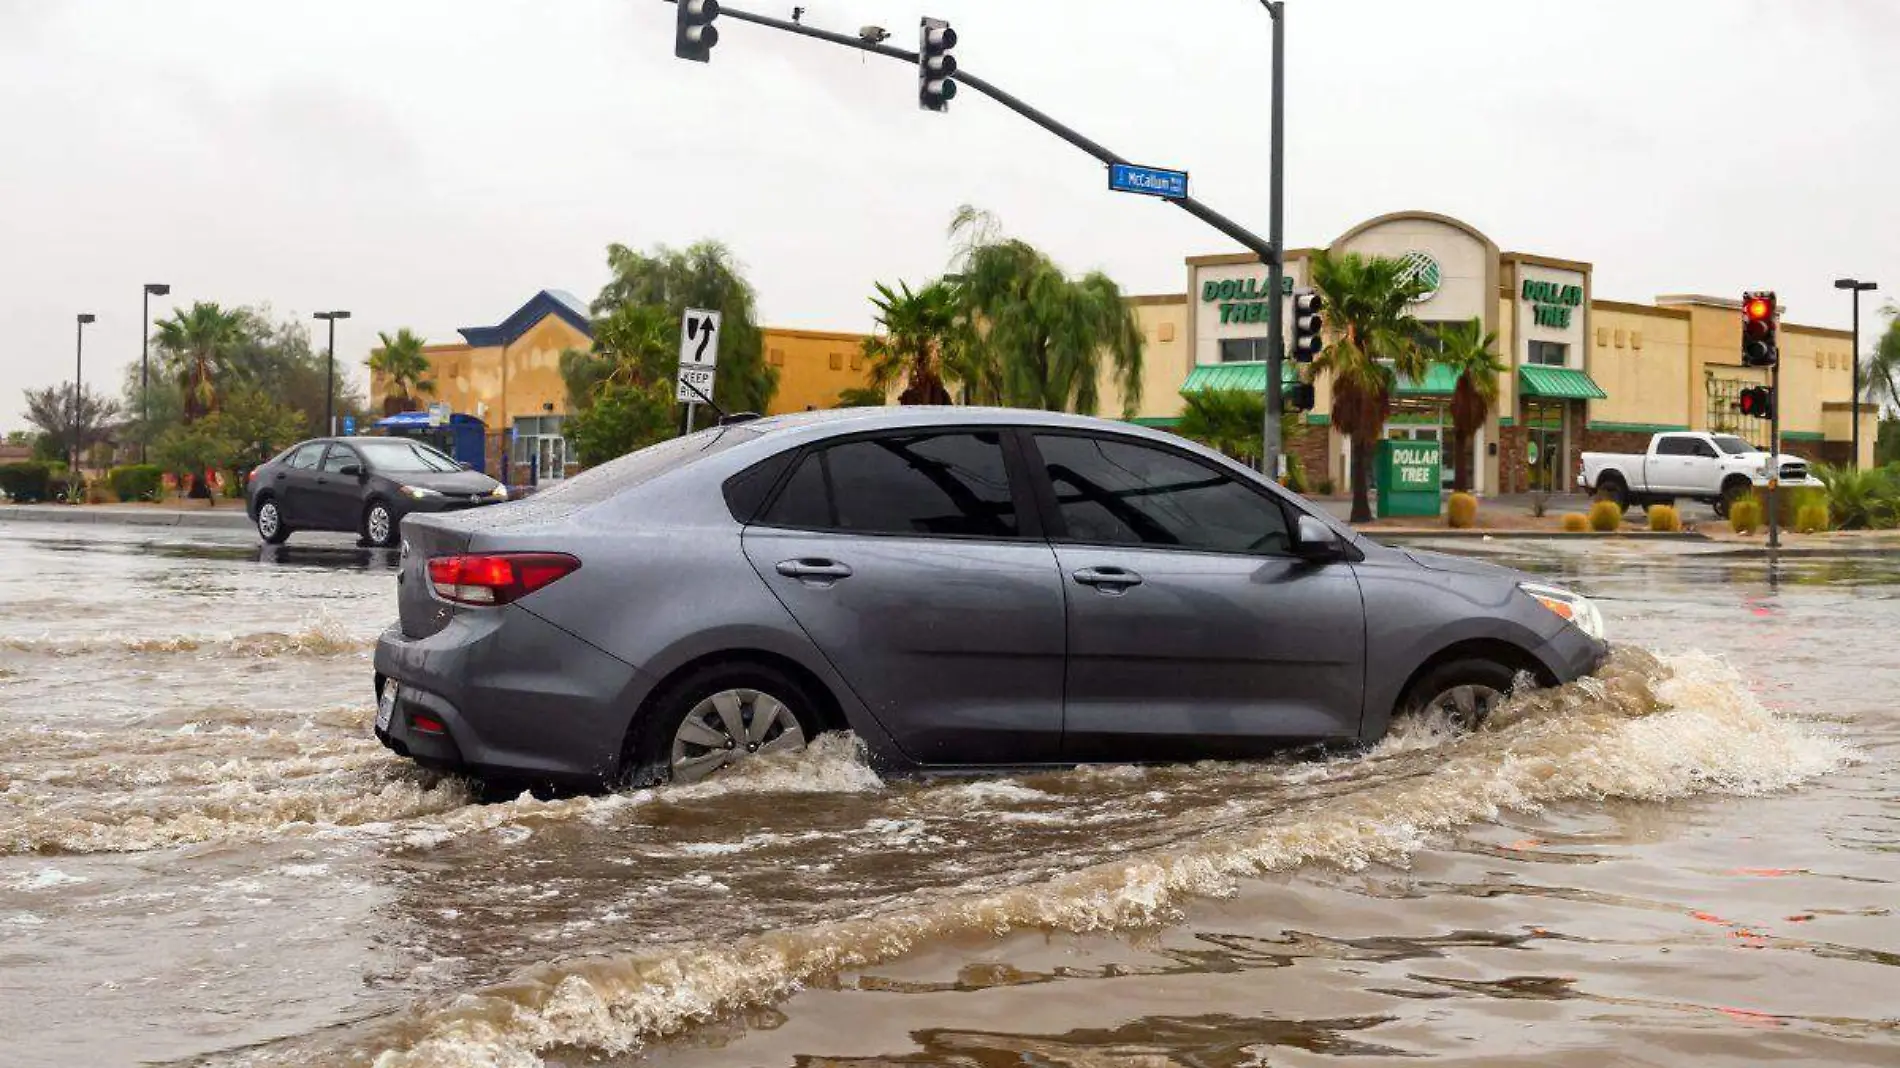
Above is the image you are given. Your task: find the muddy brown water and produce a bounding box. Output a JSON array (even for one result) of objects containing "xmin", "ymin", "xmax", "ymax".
[{"xmin": 0, "ymin": 526, "xmax": 1892, "ymax": 1067}]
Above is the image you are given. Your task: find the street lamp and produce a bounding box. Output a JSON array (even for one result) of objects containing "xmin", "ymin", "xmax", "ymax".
[
  {"xmin": 313, "ymin": 310, "xmax": 352, "ymax": 435},
  {"xmin": 140, "ymin": 283, "xmax": 171, "ymax": 463},
  {"xmin": 73, "ymin": 313, "xmax": 97, "ymax": 477},
  {"xmin": 1835, "ymin": 278, "xmax": 1879, "ymax": 468}
]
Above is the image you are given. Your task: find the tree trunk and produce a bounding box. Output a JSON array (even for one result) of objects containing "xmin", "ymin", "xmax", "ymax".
[
  {"xmin": 1350, "ymin": 434, "xmax": 1374, "ymax": 523},
  {"xmin": 1452, "ymin": 426, "xmax": 1471, "ymax": 492}
]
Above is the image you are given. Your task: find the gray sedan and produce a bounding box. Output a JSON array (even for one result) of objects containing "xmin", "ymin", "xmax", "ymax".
[{"xmin": 373, "ymin": 408, "xmax": 1607, "ymax": 790}]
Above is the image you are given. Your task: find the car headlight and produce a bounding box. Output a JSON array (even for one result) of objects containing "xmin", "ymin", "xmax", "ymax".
[
  {"xmin": 399, "ymin": 485, "xmax": 442, "ymax": 500},
  {"xmin": 1519, "ymin": 582, "xmax": 1607, "ymax": 643},
  {"xmin": 486, "ymin": 484, "xmax": 509, "ymax": 501}
]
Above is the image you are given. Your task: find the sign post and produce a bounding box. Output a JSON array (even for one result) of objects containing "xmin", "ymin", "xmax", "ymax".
[{"xmin": 676, "ymin": 307, "xmax": 722, "ymax": 431}]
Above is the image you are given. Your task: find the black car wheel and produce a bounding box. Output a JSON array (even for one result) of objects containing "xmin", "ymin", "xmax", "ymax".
[
  {"xmin": 255, "ymin": 497, "xmax": 292, "ymax": 545},
  {"xmin": 1398, "ymin": 658, "xmax": 1520, "ymax": 732},
  {"xmin": 621, "ymin": 661, "xmax": 822, "ymax": 789},
  {"xmin": 362, "ymin": 499, "xmax": 399, "ymax": 548}
]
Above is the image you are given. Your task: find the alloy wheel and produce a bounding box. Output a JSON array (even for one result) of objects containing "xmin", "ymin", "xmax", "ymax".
[
  {"xmin": 366, "ymin": 505, "xmax": 392, "ymax": 546},
  {"xmin": 669, "ymin": 688, "xmax": 807, "ymax": 783},
  {"xmin": 1420, "ymin": 683, "xmax": 1503, "ymax": 730},
  {"xmin": 257, "ymin": 502, "xmax": 279, "ymax": 538}
]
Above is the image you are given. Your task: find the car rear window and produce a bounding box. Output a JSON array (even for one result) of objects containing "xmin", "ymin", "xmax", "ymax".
[{"xmin": 758, "ymin": 431, "xmax": 1020, "ymax": 538}]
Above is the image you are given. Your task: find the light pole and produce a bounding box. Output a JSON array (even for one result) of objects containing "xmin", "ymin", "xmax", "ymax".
[
  {"xmin": 314, "ymin": 310, "xmax": 352, "ymax": 435},
  {"xmin": 1834, "ymin": 278, "xmax": 1878, "ymax": 468},
  {"xmin": 1260, "ymin": 0, "xmax": 1287, "ymax": 481},
  {"xmin": 140, "ymin": 283, "xmax": 170, "ymax": 464},
  {"xmin": 73, "ymin": 313, "xmax": 96, "ymax": 478}
]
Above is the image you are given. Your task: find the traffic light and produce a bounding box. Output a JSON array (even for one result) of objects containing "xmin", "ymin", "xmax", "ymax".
[
  {"xmin": 1290, "ymin": 289, "xmax": 1324, "ymax": 362},
  {"xmin": 919, "ymin": 18, "xmax": 958, "ymax": 112},
  {"xmin": 1287, "ymin": 380, "xmax": 1317, "ymax": 412},
  {"xmin": 675, "ymin": 0, "xmax": 720, "ymax": 62},
  {"xmin": 1738, "ymin": 386, "xmax": 1775, "ymax": 420},
  {"xmin": 1741, "ymin": 290, "xmax": 1777, "ymax": 368}
]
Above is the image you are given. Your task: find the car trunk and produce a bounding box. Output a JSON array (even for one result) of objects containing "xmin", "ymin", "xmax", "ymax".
[{"xmin": 397, "ymin": 515, "xmax": 472, "ymax": 639}]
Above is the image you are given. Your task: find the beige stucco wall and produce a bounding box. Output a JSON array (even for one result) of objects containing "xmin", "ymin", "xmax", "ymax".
[
  {"xmin": 1099, "ymin": 297, "xmax": 1191, "ymax": 421},
  {"xmin": 1509, "ymin": 262, "xmax": 1590, "ymax": 370},
  {"xmin": 1587, "ymin": 303, "xmax": 1692, "ymax": 429},
  {"xmin": 370, "ymin": 313, "xmax": 591, "ymax": 427},
  {"xmin": 1777, "ymin": 325, "xmax": 1857, "ymax": 439}
]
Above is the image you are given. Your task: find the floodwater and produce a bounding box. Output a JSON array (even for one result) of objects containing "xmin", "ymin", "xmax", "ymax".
[{"xmin": 0, "ymin": 525, "xmax": 1892, "ymax": 1068}]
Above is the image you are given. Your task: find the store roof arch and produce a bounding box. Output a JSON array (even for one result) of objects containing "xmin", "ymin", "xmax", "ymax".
[{"xmin": 1330, "ymin": 210, "xmax": 1501, "ymax": 259}]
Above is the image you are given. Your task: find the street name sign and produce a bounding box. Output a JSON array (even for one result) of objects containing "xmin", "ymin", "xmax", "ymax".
[
  {"xmin": 1108, "ymin": 162, "xmax": 1188, "ymax": 200},
  {"xmin": 676, "ymin": 308, "xmax": 722, "ymax": 404}
]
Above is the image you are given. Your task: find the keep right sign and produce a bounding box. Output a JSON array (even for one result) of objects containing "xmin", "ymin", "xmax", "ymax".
[{"xmin": 676, "ymin": 308, "xmax": 722, "ymax": 404}]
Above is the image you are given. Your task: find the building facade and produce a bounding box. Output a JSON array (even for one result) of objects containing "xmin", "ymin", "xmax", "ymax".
[{"xmin": 1129, "ymin": 210, "xmax": 1872, "ymax": 492}]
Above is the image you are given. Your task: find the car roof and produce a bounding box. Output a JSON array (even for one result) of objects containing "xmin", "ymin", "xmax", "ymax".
[{"xmin": 738, "ymin": 405, "xmax": 1167, "ymax": 438}]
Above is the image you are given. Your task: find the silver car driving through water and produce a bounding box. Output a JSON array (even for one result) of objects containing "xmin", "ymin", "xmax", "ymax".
[{"xmin": 373, "ymin": 408, "xmax": 1609, "ymax": 790}]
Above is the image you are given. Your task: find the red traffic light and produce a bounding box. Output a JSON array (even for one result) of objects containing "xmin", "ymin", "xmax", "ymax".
[
  {"xmin": 1744, "ymin": 296, "xmax": 1773, "ymax": 322},
  {"xmin": 1737, "ymin": 386, "xmax": 1774, "ymax": 419}
]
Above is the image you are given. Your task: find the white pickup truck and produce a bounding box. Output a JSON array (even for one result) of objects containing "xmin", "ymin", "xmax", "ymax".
[{"xmin": 1578, "ymin": 431, "xmax": 1821, "ymax": 517}]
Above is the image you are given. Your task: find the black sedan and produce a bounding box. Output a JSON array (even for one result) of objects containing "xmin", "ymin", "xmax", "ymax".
[{"xmin": 246, "ymin": 437, "xmax": 508, "ymax": 547}]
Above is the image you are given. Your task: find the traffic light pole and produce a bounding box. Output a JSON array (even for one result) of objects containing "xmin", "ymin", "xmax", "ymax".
[
  {"xmin": 1262, "ymin": 1, "xmax": 1286, "ymax": 481},
  {"xmin": 1768, "ymin": 356, "xmax": 1781, "ymax": 551},
  {"xmin": 672, "ymin": 1, "xmax": 1280, "ymax": 266}
]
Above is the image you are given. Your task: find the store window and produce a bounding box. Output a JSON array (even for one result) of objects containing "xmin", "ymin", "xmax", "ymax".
[
  {"xmin": 1219, "ymin": 338, "xmax": 1269, "ymax": 363},
  {"xmin": 1528, "ymin": 341, "xmax": 1567, "ymax": 367},
  {"xmin": 511, "ymin": 414, "xmax": 568, "ymax": 482}
]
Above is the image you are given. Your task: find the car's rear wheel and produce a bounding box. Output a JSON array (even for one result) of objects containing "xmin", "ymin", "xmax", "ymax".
[
  {"xmin": 1714, "ymin": 477, "xmax": 1750, "ymax": 520},
  {"xmin": 1595, "ymin": 475, "xmax": 1628, "ymax": 512},
  {"xmin": 255, "ymin": 497, "xmax": 292, "ymax": 545},
  {"xmin": 362, "ymin": 499, "xmax": 398, "ymax": 548},
  {"xmin": 1397, "ymin": 657, "xmax": 1518, "ymax": 732},
  {"xmin": 623, "ymin": 662, "xmax": 820, "ymax": 788}
]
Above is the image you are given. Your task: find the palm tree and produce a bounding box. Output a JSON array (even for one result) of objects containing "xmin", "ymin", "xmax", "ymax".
[
  {"xmin": 1863, "ymin": 304, "xmax": 1900, "ymax": 413},
  {"xmin": 862, "ymin": 280, "xmax": 958, "ymax": 405},
  {"xmin": 368, "ymin": 328, "xmax": 436, "ymax": 415},
  {"xmin": 1434, "ymin": 317, "xmax": 1504, "ymax": 492},
  {"xmin": 1176, "ymin": 388, "xmax": 1298, "ymax": 469},
  {"xmin": 153, "ymin": 302, "xmax": 245, "ymax": 423},
  {"xmin": 946, "ymin": 206, "xmax": 1144, "ymax": 417},
  {"xmin": 1308, "ymin": 250, "xmax": 1431, "ymax": 522}
]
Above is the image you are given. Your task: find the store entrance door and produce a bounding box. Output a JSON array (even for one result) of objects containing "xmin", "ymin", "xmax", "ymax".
[{"xmin": 1524, "ymin": 401, "xmax": 1565, "ymax": 492}]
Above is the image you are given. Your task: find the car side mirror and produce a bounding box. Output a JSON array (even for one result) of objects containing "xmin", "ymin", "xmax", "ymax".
[
  {"xmin": 1293, "ymin": 514, "xmax": 1347, "ymax": 563},
  {"xmin": 338, "ymin": 463, "xmax": 363, "ymax": 478}
]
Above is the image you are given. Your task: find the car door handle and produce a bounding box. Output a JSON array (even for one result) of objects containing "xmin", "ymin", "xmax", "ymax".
[
  {"xmin": 776, "ymin": 559, "xmax": 853, "ymax": 581},
  {"xmin": 1072, "ymin": 566, "xmax": 1143, "ymax": 590}
]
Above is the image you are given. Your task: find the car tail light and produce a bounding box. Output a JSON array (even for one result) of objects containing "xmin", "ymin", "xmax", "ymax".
[{"xmin": 427, "ymin": 553, "xmax": 580, "ymax": 606}]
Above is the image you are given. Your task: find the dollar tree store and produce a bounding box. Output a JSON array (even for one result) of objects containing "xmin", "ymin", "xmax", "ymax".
[{"xmin": 1110, "ymin": 210, "xmax": 1872, "ymax": 494}]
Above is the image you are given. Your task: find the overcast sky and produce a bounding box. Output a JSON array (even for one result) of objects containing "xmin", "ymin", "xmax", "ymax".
[{"xmin": 3, "ymin": 0, "xmax": 1895, "ymax": 432}]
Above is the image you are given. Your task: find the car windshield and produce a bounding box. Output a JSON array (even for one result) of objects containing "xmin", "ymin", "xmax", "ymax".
[
  {"xmin": 357, "ymin": 439, "xmax": 462, "ymax": 473},
  {"xmin": 1711, "ymin": 435, "xmax": 1754, "ymax": 455}
]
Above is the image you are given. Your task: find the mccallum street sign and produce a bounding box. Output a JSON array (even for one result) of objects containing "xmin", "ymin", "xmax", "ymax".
[{"xmin": 1108, "ymin": 162, "xmax": 1188, "ymax": 200}]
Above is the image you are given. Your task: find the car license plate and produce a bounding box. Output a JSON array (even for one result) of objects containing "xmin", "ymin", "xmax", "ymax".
[{"xmin": 376, "ymin": 683, "xmax": 400, "ymax": 733}]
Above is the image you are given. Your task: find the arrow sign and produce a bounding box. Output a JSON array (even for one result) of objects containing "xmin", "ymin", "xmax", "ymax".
[
  {"xmin": 677, "ymin": 308, "xmax": 722, "ymax": 403},
  {"xmin": 1109, "ymin": 162, "xmax": 1188, "ymax": 200}
]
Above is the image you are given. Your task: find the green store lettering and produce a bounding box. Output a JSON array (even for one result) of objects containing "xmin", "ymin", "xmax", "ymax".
[
  {"xmin": 1203, "ymin": 276, "xmax": 1295, "ymax": 325},
  {"xmin": 1521, "ymin": 279, "xmax": 1584, "ymax": 330}
]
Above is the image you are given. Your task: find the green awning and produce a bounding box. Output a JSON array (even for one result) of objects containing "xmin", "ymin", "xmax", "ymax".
[
  {"xmin": 1395, "ymin": 363, "xmax": 1459, "ymax": 396},
  {"xmin": 1519, "ymin": 364, "xmax": 1607, "ymax": 400},
  {"xmin": 1179, "ymin": 361, "xmax": 1298, "ymax": 394}
]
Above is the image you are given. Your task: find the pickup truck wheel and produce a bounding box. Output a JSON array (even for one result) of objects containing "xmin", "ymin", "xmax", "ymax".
[
  {"xmin": 1716, "ymin": 478, "xmax": 1752, "ymax": 519},
  {"xmin": 1595, "ymin": 476, "xmax": 1628, "ymax": 512}
]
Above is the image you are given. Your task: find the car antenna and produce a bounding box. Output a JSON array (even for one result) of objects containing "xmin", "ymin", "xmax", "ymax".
[{"xmin": 678, "ymin": 375, "xmax": 761, "ymax": 426}]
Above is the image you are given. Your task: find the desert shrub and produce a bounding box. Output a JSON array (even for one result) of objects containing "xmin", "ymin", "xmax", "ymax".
[
  {"xmin": 1795, "ymin": 503, "xmax": 1829, "ymax": 534},
  {"xmin": 1589, "ymin": 499, "xmax": 1623, "ymax": 532},
  {"xmin": 1814, "ymin": 463, "xmax": 1900, "ymax": 530},
  {"xmin": 1560, "ymin": 513, "xmax": 1589, "ymax": 532},
  {"xmin": 1282, "ymin": 454, "xmax": 1308, "ymax": 494},
  {"xmin": 1529, "ymin": 490, "xmax": 1550, "ymax": 518},
  {"xmin": 0, "ymin": 461, "xmax": 53, "ymax": 502},
  {"xmin": 107, "ymin": 464, "xmax": 164, "ymax": 503},
  {"xmin": 1730, "ymin": 496, "xmax": 1763, "ymax": 534},
  {"xmin": 1316, "ymin": 476, "xmax": 1336, "ymax": 496},
  {"xmin": 1446, "ymin": 491, "xmax": 1478, "ymax": 528},
  {"xmin": 1647, "ymin": 504, "xmax": 1682, "ymax": 532}
]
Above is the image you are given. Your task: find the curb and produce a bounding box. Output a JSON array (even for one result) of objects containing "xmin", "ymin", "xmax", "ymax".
[
  {"xmin": 1368, "ymin": 530, "xmax": 1711, "ymax": 541},
  {"xmin": 0, "ymin": 505, "xmax": 251, "ymax": 530}
]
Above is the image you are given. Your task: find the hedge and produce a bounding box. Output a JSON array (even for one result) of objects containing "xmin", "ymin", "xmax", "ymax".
[
  {"xmin": 0, "ymin": 461, "xmax": 54, "ymax": 502},
  {"xmin": 108, "ymin": 464, "xmax": 164, "ymax": 503}
]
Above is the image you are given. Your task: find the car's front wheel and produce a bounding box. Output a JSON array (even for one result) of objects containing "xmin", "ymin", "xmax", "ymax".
[
  {"xmin": 623, "ymin": 662, "xmax": 821, "ymax": 788},
  {"xmin": 362, "ymin": 499, "xmax": 398, "ymax": 548},
  {"xmin": 255, "ymin": 497, "xmax": 292, "ymax": 545},
  {"xmin": 1397, "ymin": 657, "xmax": 1519, "ymax": 732}
]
